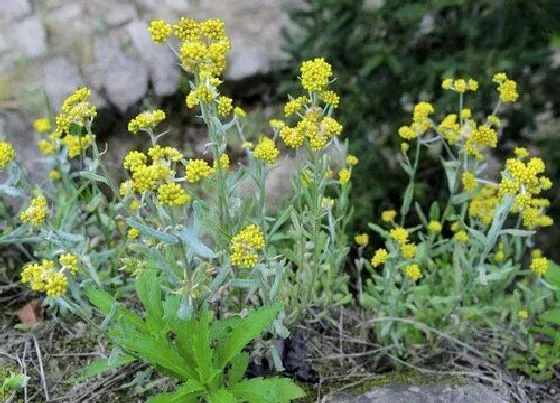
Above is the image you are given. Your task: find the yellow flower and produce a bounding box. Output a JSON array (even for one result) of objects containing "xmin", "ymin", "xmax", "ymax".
[
  {"xmin": 518, "ymin": 310, "xmax": 528, "ymax": 319},
  {"xmin": 497, "ymin": 79, "xmax": 518, "ymax": 102},
  {"xmin": 346, "ymin": 154, "xmax": 359, "ymax": 166},
  {"xmin": 201, "ymin": 18, "xmax": 226, "ymax": 41},
  {"xmin": 453, "ymin": 79, "xmax": 467, "ymax": 93},
  {"xmin": 234, "ymin": 106, "xmax": 246, "ymax": 118},
  {"xmin": 279, "ymin": 126, "xmax": 304, "ymax": 148},
  {"xmin": 119, "ymin": 180, "xmax": 134, "ymax": 196},
  {"xmin": 338, "ymin": 168, "xmax": 351, "ymax": 185},
  {"xmin": 123, "ymin": 151, "xmax": 147, "ymax": 172},
  {"xmin": 269, "ymin": 119, "xmax": 285, "ymax": 129},
  {"xmin": 148, "ymin": 20, "xmax": 172, "ymax": 43},
  {"xmin": 20, "ymin": 195, "xmax": 47, "ymax": 226},
  {"xmin": 173, "ymin": 17, "xmax": 200, "ymax": 41},
  {"xmin": 321, "ymin": 116, "xmax": 342, "ymax": 138},
  {"xmin": 390, "ymin": 227, "xmax": 408, "ymax": 246},
  {"xmin": 381, "ymin": 209, "xmax": 397, "ymax": 223},
  {"xmin": 441, "ymin": 78, "xmax": 453, "ymax": 90},
  {"xmin": 454, "ymin": 230, "xmax": 469, "ymax": 243},
  {"xmin": 530, "ymin": 257, "xmax": 548, "ymax": 276},
  {"xmin": 354, "ymin": 233, "xmax": 369, "ymax": 247},
  {"xmin": 427, "ymin": 220, "xmax": 442, "ymax": 233},
  {"xmin": 398, "ymin": 125, "xmax": 417, "ymax": 140},
  {"xmin": 45, "ymin": 272, "xmax": 68, "ymax": 297},
  {"xmin": 451, "ymin": 221, "xmax": 462, "ymax": 232},
  {"xmin": 230, "ymin": 224, "xmax": 265, "ymax": 268},
  {"xmin": 213, "ymin": 153, "xmax": 230, "ymax": 172},
  {"xmin": 487, "ymin": 115, "xmax": 501, "ymax": 127},
  {"xmin": 21, "ymin": 263, "xmax": 45, "ymax": 291},
  {"xmin": 462, "ymin": 172, "xmax": 477, "ymax": 192},
  {"xmin": 284, "ymin": 96, "xmax": 307, "ymax": 117},
  {"xmin": 401, "ymin": 243, "xmax": 417, "ymax": 259},
  {"xmin": 320, "ymin": 90, "xmax": 340, "ymax": 107},
  {"xmin": 59, "ymin": 253, "xmax": 79, "ymax": 275},
  {"xmin": 0, "ymin": 141, "xmax": 16, "ymax": 171},
  {"xmin": 185, "ymin": 159, "xmax": 212, "ymax": 183},
  {"xmin": 514, "ymin": 147, "xmax": 529, "ymax": 159},
  {"xmin": 467, "ymin": 79, "xmax": 479, "ymax": 91},
  {"xmin": 61, "ymin": 134, "xmax": 93, "ymax": 158},
  {"xmin": 217, "ymin": 96, "xmax": 233, "ymax": 117},
  {"xmin": 300, "ymin": 58, "xmax": 332, "ymax": 92},
  {"xmin": 405, "ymin": 264, "xmax": 422, "ymax": 281},
  {"xmin": 33, "ymin": 117, "xmax": 52, "ymax": 133},
  {"xmin": 253, "ymin": 137, "xmax": 279, "ymax": 164},
  {"xmin": 460, "ymin": 108, "xmax": 472, "ymax": 119},
  {"xmin": 38, "ymin": 139, "xmax": 56, "ymax": 155},
  {"xmin": 132, "ymin": 164, "xmax": 159, "ymax": 192},
  {"xmin": 129, "ymin": 198, "xmax": 140, "ymax": 211},
  {"xmin": 371, "ymin": 248, "xmax": 388, "ymax": 267},
  {"xmin": 438, "ymin": 114, "xmax": 460, "ymax": 144},
  {"xmin": 49, "ymin": 170, "xmax": 61, "ymax": 181},
  {"xmin": 157, "ymin": 183, "xmax": 191, "ymax": 205},
  {"xmin": 127, "ymin": 228, "xmax": 140, "ymax": 239},
  {"xmin": 128, "ymin": 110, "xmax": 166, "ymax": 134},
  {"xmin": 321, "ymin": 197, "xmax": 335, "ymax": 209}
]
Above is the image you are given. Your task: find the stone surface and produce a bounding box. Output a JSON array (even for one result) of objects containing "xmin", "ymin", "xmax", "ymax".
[
  {"xmin": 323, "ymin": 384, "xmax": 508, "ymax": 403},
  {"xmin": 0, "ymin": 0, "xmax": 32, "ymax": 21},
  {"xmin": 226, "ymin": 49, "xmax": 272, "ymax": 81},
  {"xmin": 11, "ymin": 15, "xmax": 47, "ymax": 58},
  {"xmin": 106, "ymin": 3, "xmax": 137, "ymax": 26},
  {"xmin": 103, "ymin": 53, "xmax": 149, "ymax": 112}
]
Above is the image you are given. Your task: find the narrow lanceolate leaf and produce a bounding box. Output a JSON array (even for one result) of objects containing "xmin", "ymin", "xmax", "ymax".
[
  {"xmin": 499, "ymin": 229, "xmax": 535, "ymax": 238},
  {"xmin": 146, "ymin": 380, "xmax": 205, "ymax": 403},
  {"xmin": 126, "ymin": 218, "xmax": 179, "ymax": 244},
  {"xmin": 228, "ymin": 352, "xmax": 249, "ymax": 385},
  {"xmin": 214, "ymin": 303, "xmax": 283, "ymax": 370},
  {"xmin": 229, "ymin": 378, "xmax": 306, "ymax": 403},
  {"xmin": 78, "ymin": 171, "xmax": 110, "ymax": 186},
  {"xmin": 79, "ymin": 353, "xmax": 136, "ymax": 380},
  {"xmin": 175, "ymin": 227, "xmax": 216, "ymax": 259}
]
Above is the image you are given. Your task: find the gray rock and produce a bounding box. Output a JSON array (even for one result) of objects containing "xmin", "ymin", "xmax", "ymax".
[
  {"xmin": 45, "ymin": 4, "xmax": 82, "ymax": 24},
  {"xmin": 106, "ymin": 3, "xmax": 138, "ymax": 27},
  {"xmin": 165, "ymin": 0, "xmax": 192, "ymax": 12},
  {"xmin": 323, "ymin": 384, "xmax": 508, "ymax": 403},
  {"xmin": 43, "ymin": 57, "xmax": 106, "ymax": 110},
  {"xmin": 0, "ymin": 0, "xmax": 32, "ymax": 21},
  {"xmin": 11, "ymin": 15, "xmax": 47, "ymax": 58},
  {"xmin": 103, "ymin": 52, "xmax": 149, "ymax": 112},
  {"xmin": 127, "ymin": 21, "xmax": 181, "ymax": 97},
  {"xmin": 225, "ymin": 49, "xmax": 272, "ymax": 81}
]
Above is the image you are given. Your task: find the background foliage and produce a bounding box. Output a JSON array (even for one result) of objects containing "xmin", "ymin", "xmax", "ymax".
[{"xmin": 282, "ymin": 0, "xmax": 560, "ymax": 257}]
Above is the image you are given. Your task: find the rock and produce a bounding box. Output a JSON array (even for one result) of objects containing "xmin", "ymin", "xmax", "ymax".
[
  {"xmin": 127, "ymin": 21, "xmax": 181, "ymax": 97},
  {"xmin": 106, "ymin": 3, "xmax": 138, "ymax": 26},
  {"xmin": 323, "ymin": 383, "xmax": 508, "ymax": 403},
  {"xmin": 43, "ymin": 57, "xmax": 106, "ymax": 110},
  {"xmin": 103, "ymin": 52, "xmax": 149, "ymax": 112},
  {"xmin": 226, "ymin": 49, "xmax": 272, "ymax": 81},
  {"xmin": 0, "ymin": 0, "xmax": 32, "ymax": 21},
  {"xmin": 11, "ymin": 15, "xmax": 47, "ymax": 58},
  {"xmin": 165, "ymin": 0, "xmax": 192, "ymax": 12},
  {"xmin": 45, "ymin": 4, "xmax": 83, "ymax": 24}
]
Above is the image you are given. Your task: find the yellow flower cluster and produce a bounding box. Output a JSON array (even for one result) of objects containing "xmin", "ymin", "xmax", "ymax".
[
  {"xmin": 493, "ymin": 72, "xmax": 518, "ymax": 102},
  {"xmin": 338, "ymin": 168, "xmax": 351, "ymax": 185},
  {"xmin": 38, "ymin": 139, "xmax": 56, "ymax": 155},
  {"xmin": 0, "ymin": 141, "xmax": 16, "ymax": 171},
  {"xmin": 185, "ymin": 159, "xmax": 213, "ymax": 183},
  {"xmin": 398, "ymin": 101, "xmax": 434, "ymax": 141},
  {"xmin": 461, "ymin": 171, "xmax": 477, "ymax": 192},
  {"xmin": 442, "ymin": 78, "xmax": 479, "ymax": 93},
  {"xmin": 62, "ymin": 134, "xmax": 94, "ymax": 158},
  {"xmin": 230, "ymin": 224, "xmax": 265, "ymax": 268},
  {"xmin": 381, "ymin": 210, "xmax": 397, "ymax": 222},
  {"xmin": 438, "ymin": 114, "xmax": 460, "ymax": 144},
  {"xmin": 149, "ymin": 16, "xmax": 229, "ymax": 81},
  {"xmin": 186, "ymin": 85, "xmax": 215, "ymax": 108},
  {"xmin": 127, "ymin": 228, "xmax": 140, "ymax": 239},
  {"xmin": 390, "ymin": 227, "xmax": 409, "ymax": 246},
  {"xmin": 530, "ymin": 256, "xmax": 549, "ymax": 276},
  {"xmin": 253, "ymin": 137, "xmax": 279, "ymax": 164},
  {"xmin": 354, "ymin": 233, "xmax": 369, "ymax": 247},
  {"xmin": 300, "ymin": 58, "xmax": 332, "ymax": 92},
  {"xmin": 469, "ymin": 185, "xmax": 499, "ymax": 225},
  {"xmin": 128, "ymin": 110, "xmax": 166, "ymax": 134},
  {"xmin": 59, "ymin": 253, "xmax": 79, "ymax": 275},
  {"xmin": 346, "ymin": 155, "xmax": 359, "ymax": 166},
  {"xmin": 427, "ymin": 220, "xmax": 442, "ymax": 233},
  {"xmin": 157, "ymin": 182, "xmax": 191, "ymax": 205},
  {"xmin": 54, "ymin": 87, "xmax": 97, "ymax": 138},
  {"xmin": 405, "ymin": 264, "xmax": 422, "ymax": 281},
  {"xmin": 33, "ymin": 117, "xmax": 52, "ymax": 134},
  {"xmin": 213, "ymin": 153, "xmax": 230, "ymax": 172},
  {"xmin": 21, "ymin": 259, "xmax": 70, "ymax": 297},
  {"xmin": 401, "ymin": 243, "xmax": 417, "ymax": 259},
  {"xmin": 453, "ymin": 230, "xmax": 469, "ymax": 243},
  {"xmin": 148, "ymin": 20, "xmax": 172, "ymax": 43},
  {"xmin": 321, "ymin": 90, "xmax": 340, "ymax": 108},
  {"xmin": 371, "ymin": 248, "xmax": 388, "ymax": 267},
  {"xmin": 20, "ymin": 195, "xmax": 47, "ymax": 226},
  {"xmin": 217, "ymin": 96, "xmax": 233, "ymax": 117}
]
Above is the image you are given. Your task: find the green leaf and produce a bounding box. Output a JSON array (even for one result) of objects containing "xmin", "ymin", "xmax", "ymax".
[
  {"xmin": 214, "ymin": 303, "xmax": 283, "ymax": 370},
  {"xmin": 230, "ymin": 278, "xmax": 261, "ymax": 288},
  {"xmin": 208, "ymin": 389, "xmax": 238, "ymax": 403},
  {"xmin": 147, "ymin": 380, "xmax": 205, "ymax": 403},
  {"xmin": 136, "ymin": 269, "xmax": 165, "ymax": 333},
  {"xmin": 126, "ymin": 218, "xmax": 179, "ymax": 244},
  {"xmin": 176, "ymin": 227, "xmax": 216, "ymax": 259},
  {"xmin": 540, "ymin": 308, "xmax": 560, "ymax": 325},
  {"xmin": 500, "ymin": 229, "xmax": 536, "ymax": 238},
  {"xmin": 79, "ymin": 353, "xmax": 136, "ymax": 380},
  {"xmin": 229, "ymin": 378, "xmax": 306, "ymax": 403},
  {"xmin": 228, "ymin": 352, "xmax": 249, "ymax": 385},
  {"xmin": 190, "ymin": 311, "xmax": 214, "ymax": 382},
  {"xmin": 85, "ymin": 286, "xmax": 115, "ymax": 315},
  {"xmin": 79, "ymin": 171, "xmax": 110, "ymax": 186}
]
